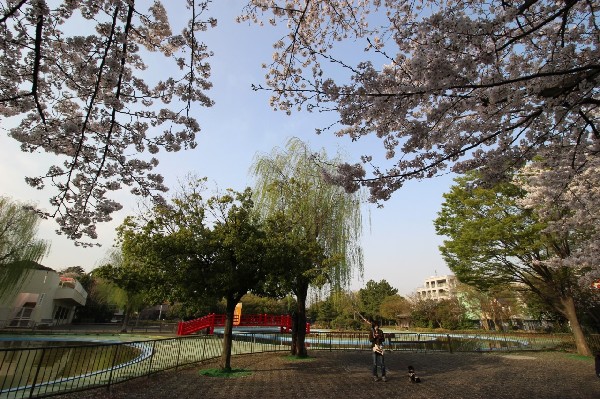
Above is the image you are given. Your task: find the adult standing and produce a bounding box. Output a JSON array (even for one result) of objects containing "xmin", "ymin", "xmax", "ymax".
[{"xmin": 369, "ymin": 321, "xmax": 387, "ymax": 382}]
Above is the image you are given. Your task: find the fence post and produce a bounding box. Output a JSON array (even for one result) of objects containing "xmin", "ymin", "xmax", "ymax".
[
  {"xmin": 175, "ymin": 337, "xmax": 183, "ymax": 370},
  {"xmin": 147, "ymin": 340, "xmax": 157, "ymax": 378},
  {"xmin": 107, "ymin": 344, "xmax": 121, "ymax": 391},
  {"xmin": 28, "ymin": 348, "xmax": 45, "ymax": 399}
]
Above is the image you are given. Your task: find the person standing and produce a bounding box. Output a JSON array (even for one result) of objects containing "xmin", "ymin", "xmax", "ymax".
[{"xmin": 369, "ymin": 321, "xmax": 387, "ymax": 382}]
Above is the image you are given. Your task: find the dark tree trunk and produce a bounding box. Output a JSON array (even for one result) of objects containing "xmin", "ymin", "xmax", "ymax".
[
  {"xmin": 291, "ymin": 283, "xmax": 308, "ymax": 357},
  {"xmin": 120, "ymin": 305, "xmax": 131, "ymax": 333},
  {"xmin": 220, "ymin": 298, "xmax": 237, "ymax": 371}
]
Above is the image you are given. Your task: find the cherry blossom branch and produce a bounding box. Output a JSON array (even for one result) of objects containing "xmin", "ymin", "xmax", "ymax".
[
  {"xmin": 52, "ymin": 5, "xmax": 122, "ymax": 220},
  {"xmin": 0, "ymin": 0, "xmax": 28, "ymax": 24}
]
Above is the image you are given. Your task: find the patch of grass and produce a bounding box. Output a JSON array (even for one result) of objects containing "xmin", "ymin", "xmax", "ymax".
[
  {"xmin": 563, "ymin": 353, "xmax": 594, "ymax": 362},
  {"xmin": 283, "ymin": 355, "xmax": 315, "ymax": 361},
  {"xmin": 199, "ymin": 368, "xmax": 252, "ymax": 378}
]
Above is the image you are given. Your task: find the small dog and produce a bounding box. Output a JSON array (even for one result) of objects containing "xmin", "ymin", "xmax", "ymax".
[{"xmin": 408, "ymin": 365, "xmax": 421, "ymax": 383}]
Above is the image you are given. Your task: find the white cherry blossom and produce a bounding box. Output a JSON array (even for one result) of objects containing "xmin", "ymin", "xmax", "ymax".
[
  {"xmin": 240, "ymin": 1, "xmax": 599, "ymax": 205},
  {"xmin": 1, "ymin": 0, "xmax": 215, "ymax": 245}
]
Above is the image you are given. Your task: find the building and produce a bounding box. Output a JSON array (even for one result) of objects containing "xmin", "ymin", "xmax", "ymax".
[
  {"xmin": 0, "ymin": 263, "xmax": 88, "ymax": 328},
  {"xmin": 416, "ymin": 274, "xmax": 457, "ymax": 301}
]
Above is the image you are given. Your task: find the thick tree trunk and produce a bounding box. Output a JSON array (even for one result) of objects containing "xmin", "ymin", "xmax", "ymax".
[
  {"xmin": 220, "ymin": 300, "xmax": 237, "ymax": 371},
  {"xmin": 559, "ymin": 295, "xmax": 592, "ymax": 357},
  {"xmin": 291, "ymin": 284, "xmax": 308, "ymax": 357}
]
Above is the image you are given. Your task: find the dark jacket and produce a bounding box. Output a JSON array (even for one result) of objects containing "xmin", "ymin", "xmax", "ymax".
[{"xmin": 369, "ymin": 326, "xmax": 385, "ymax": 347}]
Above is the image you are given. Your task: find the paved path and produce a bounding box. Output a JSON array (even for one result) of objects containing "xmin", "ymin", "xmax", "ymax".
[{"xmin": 55, "ymin": 350, "xmax": 600, "ymax": 399}]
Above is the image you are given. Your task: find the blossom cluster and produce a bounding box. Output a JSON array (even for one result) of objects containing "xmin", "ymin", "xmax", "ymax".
[
  {"xmin": 241, "ymin": 0, "xmax": 599, "ymax": 206},
  {"xmin": 0, "ymin": 0, "xmax": 215, "ymax": 244}
]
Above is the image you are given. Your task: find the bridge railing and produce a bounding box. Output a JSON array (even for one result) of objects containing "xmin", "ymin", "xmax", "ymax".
[{"xmin": 176, "ymin": 314, "xmax": 303, "ymax": 336}]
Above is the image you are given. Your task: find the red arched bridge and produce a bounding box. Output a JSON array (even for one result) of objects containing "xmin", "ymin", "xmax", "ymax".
[{"xmin": 177, "ymin": 313, "xmax": 311, "ymax": 336}]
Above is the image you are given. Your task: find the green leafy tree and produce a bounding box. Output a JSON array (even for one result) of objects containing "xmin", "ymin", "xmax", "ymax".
[
  {"xmin": 0, "ymin": 197, "xmax": 50, "ymax": 299},
  {"xmin": 433, "ymin": 298, "xmax": 468, "ymax": 330},
  {"xmin": 119, "ymin": 179, "xmax": 275, "ymax": 371},
  {"xmin": 409, "ymin": 298, "xmax": 440, "ymax": 329},
  {"xmin": 237, "ymin": 293, "xmax": 295, "ymax": 315},
  {"xmin": 380, "ymin": 294, "xmax": 410, "ymax": 326},
  {"xmin": 93, "ymin": 249, "xmax": 149, "ymax": 332},
  {"xmin": 456, "ymin": 283, "xmax": 525, "ymax": 331},
  {"xmin": 435, "ymin": 173, "xmax": 592, "ymax": 355},
  {"xmin": 71, "ymin": 273, "xmax": 114, "ymax": 323},
  {"xmin": 58, "ymin": 266, "xmax": 86, "ymax": 278},
  {"xmin": 252, "ymin": 138, "xmax": 364, "ymax": 356},
  {"xmin": 358, "ymin": 279, "xmax": 399, "ymax": 323}
]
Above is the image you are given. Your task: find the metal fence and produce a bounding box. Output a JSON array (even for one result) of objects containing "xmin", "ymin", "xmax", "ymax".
[
  {"xmin": 0, "ymin": 331, "xmax": 597, "ymax": 399},
  {"xmin": 304, "ymin": 331, "xmax": 591, "ymax": 352},
  {"xmin": 0, "ymin": 322, "xmax": 180, "ymax": 335}
]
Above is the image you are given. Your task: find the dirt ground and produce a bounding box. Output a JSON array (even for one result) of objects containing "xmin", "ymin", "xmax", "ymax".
[{"xmin": 53, "ymin": 350, "xmax": 600, "ymax": 399}]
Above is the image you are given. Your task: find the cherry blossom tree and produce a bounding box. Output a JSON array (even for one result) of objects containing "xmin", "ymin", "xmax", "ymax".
[
  {"xmin": 517, "ymin": 155, "xmax": 600, "ymax": 290},
  {"xmin": 1, "ymin": 1, "xmax": 215, "ymax": 244},
  {"xmin": 240, "ymin": 1, "xmax": 599, "ymax": 204},
  {"xmin": 435, "ymin": 172, "xmax": 594, "ymax": 355}
]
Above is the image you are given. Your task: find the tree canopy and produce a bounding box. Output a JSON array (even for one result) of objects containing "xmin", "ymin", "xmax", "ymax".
[
  {"xmin": 119, "ymin": 179, "xmax": 276, "ymax": 369},
  {"xmin": 251, "ymin": 137, "xmax": 364, "ymax": 355},
  {"xmin": 358, "ymin": 279, "xmax": 399, "ymax": 322},
  {"xmin": 5, "ymin": 1, "xmax": 597, "ymax": 248},
  {"xmin": 241, "ymin": 1, "xmax": 599, "ymax": 205},
  {"xmin": 93, "ymin": 249, "xmax": 150, "ymax": 331},
  {"xmin": 518, "ymin": 157, "xmax": 600, "ymax": 288},
  {"xmin": 1, "ymin": 1, "xmax": 215, "ymax": 244},
  {"xmin": 434, "ymin": 172, "xmax": 595, "ymax": 355}
]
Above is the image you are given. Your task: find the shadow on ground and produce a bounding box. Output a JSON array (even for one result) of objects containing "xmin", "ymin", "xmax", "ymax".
[{"xmin": 54, "ymin": 350, "xmax": 600, "ymax": 399}]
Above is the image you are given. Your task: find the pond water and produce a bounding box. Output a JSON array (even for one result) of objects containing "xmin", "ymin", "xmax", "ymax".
[{"xmin": 0, "ymin": 334, "xmax": 150, "ymax": 393}]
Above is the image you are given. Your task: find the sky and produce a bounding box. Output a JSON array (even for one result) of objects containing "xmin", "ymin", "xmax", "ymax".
[{"xmin": 0, "ymin": 1, "xmax": 453, "ymax": 297}]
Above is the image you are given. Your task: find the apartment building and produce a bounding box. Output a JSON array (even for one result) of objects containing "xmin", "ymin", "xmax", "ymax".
[
  {"xmin": 0, "ymin": 263, "xmax": 88, "ymax": 328},
  {"xmin": 416, "ymin": 274, "xmax": 457, "ymax": 301}
]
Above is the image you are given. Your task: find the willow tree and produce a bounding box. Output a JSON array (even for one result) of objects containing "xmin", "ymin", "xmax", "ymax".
[
  {"xmin": 94, "ymin": 249, "xmax": 149, "ymax": 333},
  {"xmin": 0, "ymin": 197, "xmax": 50, "ymax": 299},
  {"xmin": 252, "ymin": 138, "xmax": 364, "ymax": 356}
]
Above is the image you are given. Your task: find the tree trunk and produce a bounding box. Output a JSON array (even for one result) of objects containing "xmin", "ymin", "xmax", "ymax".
[
  {"xmin": 291, "ymin": 285, "xmax": 308, "ymax": 357},
  {"xmin": 120, "ymin": 306, "xmax": 131, "ymax": 333},
  {"xmin": 220, "ymin": 299, "xmax": 237, "ymax": 371},
  {"xmin": 559, "ymin": 295, "xmax": 592, "ymax": 356}
]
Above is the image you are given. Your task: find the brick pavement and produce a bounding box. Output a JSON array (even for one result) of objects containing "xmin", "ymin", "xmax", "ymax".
[{"xmin": 55, "ymin": 350, "xmax": 600, "ymax": 399}]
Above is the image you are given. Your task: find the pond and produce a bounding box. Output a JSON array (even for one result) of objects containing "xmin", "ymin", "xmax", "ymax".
[{"xmin": 0, "ymin": 334, "xmax": 150, "ymax": 394}]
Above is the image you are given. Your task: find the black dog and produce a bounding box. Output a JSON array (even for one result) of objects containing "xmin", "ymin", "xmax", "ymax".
[{"xmin": 408, "ymin": 366, "xmax": 421, "ymax": 383}]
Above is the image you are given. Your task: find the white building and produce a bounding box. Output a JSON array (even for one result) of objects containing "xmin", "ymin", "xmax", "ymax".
[
  {"xmin": 416, "ymin": 274, "xmax": 457, "ymax": 301},
  {"xmin": 0, "ymin": 263, "xmax": 88, "ymax": 328}
]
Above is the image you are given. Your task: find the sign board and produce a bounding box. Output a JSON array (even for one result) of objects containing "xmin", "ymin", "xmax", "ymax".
[{"xmin": 233, "ymin": 303, "xmax": 242, "ymax": 326}]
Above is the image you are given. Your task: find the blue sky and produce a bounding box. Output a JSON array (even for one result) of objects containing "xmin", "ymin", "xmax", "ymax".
[{"xmin": 0, "ymin": 1, "xmax": 453, "ymax": 296}]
